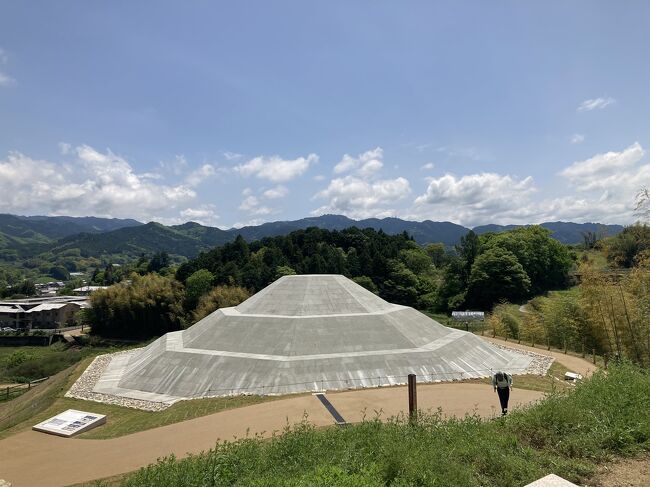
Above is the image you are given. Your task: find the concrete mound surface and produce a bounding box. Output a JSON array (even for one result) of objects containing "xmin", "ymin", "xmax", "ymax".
[{"xmin": 77, "ymin": 275, "xmax": 535, "ymax": 406}]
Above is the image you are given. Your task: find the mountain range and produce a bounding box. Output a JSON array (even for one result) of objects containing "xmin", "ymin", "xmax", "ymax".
[{"xmin": 0, "ymin": 213, "xmax": 625, "ymax": 261}]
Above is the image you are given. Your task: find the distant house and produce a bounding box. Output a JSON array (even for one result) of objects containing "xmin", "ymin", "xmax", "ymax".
[
  {"xmin": 72, "ymin": 285, "xmax": 109, "ymax": 296},
  {"xmin": 0, "ymin": 304, "xmax": 25, "ymax": 329},
  {"xmin": 24, "ymin": 303, "xmax": 81, "ymax": 329},
  {"xmin": 0, "ymin": 296, "xmax": 88, "ymax": 330}
]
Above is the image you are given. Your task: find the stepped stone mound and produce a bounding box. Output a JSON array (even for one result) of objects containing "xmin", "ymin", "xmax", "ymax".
[{"xmin": 81, "ymin": 275, "xmax": 535, "ymax": 405}]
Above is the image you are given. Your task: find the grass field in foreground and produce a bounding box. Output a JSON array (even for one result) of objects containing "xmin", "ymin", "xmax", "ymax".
[{"xmin": 114, "ymin": 364, "xmax": 650, "ymax": 487}]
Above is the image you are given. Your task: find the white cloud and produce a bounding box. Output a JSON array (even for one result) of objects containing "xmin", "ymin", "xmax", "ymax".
[
  {"xmin": 236, "ymin": 153, "xmax": 317, "ymax": 182},
  {"xmin": 334, "ymin": 147, "xmax": 384, "ymax": 177},
  {"xmin": 263, "ymin": 185, "xmax": 288, "ymax": 199},
  {"xmin": 0, "ymin": 48, "xmax": 14, "ymax": 86},
  {"xmin": 238, "ymin": 195, "xmax": 273, "ymax": 216},
  {"xmin": 560, "ymin": 142, "xmax": 645, "ymax": 192},
  {"xmin": 0, "ymin": 145, "xmax": 196, "ymax": 222},
  {"xmin": 0, "ymin": 72, "xmax": 14, "ymax": 86},
  {"xmin": 180, "ymin": 204, "xmax": 219, "ymax": 226},
  {"xmin": 313, "ymin": 174, "xmax": 326, "ymax": 181},
  {"xmin": 570, "ymin": 134, "xmax": 585, "ymax": 144},
  {"xmin": 58, "ymin": 142, "xmax": 72, "ymax": 155},
  {"xmin": 577, "ymin": 97, "xmax": 615, "ymax": 112},
  {"xmin": 223, "ymin": 151, "xmax": 243, "ymax": 161},
  {"xmin": 420, "ymin": 162, "xmax": 435, "ymax": 170},
  {"xmin": 313, "ymin": 175, "xmax": 411, "ymax": 219},
  {"xmin": 412, "ymin": 173, "xmax": 535, "ymax": 226},
  {"xmin": 185, "ymin": 163, "xmax": 219, "ymax": 187},
  {"xmin": 231, "ymin": 218, "xmax": 265, "ymax": 229}
]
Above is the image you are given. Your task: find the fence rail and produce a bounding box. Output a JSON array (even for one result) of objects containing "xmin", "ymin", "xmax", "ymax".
[{"xmin": 2, "ymin": 376, "xmax": 49, "ymax": 401}]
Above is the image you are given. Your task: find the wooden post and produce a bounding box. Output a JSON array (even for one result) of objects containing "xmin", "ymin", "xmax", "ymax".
[
  {"xmin": 408, "ymin": 374, "xmax": 417, "ymax": 421},
  {"xmin": 592, "ymin": 348, "xmax": 596, "ymax": 365},
  {"xmin": 604, "ymin": 353, "xmax": 609, "ymax": 370}
]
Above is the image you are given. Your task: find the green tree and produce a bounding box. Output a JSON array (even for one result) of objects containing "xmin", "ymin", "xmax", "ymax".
[
  {"xmin": 352, "ymin": 276, "xmax": 378, "ymax": 293},
  {"xmin": 481, "ymin": 226, "xmax": 571, "ymax": 294},
  {"xmin": 466, "ymin": 247, "xmax": 531, "ymax": 309},
  {"xmin": 184, "ymin": 269, "xmax": 214, "ymax": 310},
  {"xmin": 425, "ymin": 243, "xmax": 447, "ymax": 267},
  {"xmin": 193, "ymin": 285, "xmax": 251, "ymax": 321},
  {"xmin": 87, "ymin": 273, "xmax": 185, "ymax": 340},
  {"xmin": 399, "ymin": 248, "xmax": 432, "ymax": 275},
  {"xmin": 381, "ymin": 260, "xmax": 419, "ymax": 307},
  {"xmin": 275, "ymin": 265, "xmax": 297, "ymax": 279},
  {"xmin": 607, "ymin": 224, "xmax": 650, "ymax": 268},
  {"xmin": 49, "ymin": 265, "xmax": 70, "ymax": 281},
  {"xmin": 147, "ymin": 251, "xmax": 171, "ymax": 273}
]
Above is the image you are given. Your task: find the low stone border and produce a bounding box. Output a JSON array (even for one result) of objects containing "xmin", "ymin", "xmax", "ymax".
[
  {"xmin": 493, "ymin": 343, "xmax": 555, "ymax": 376},
  {"xmin": 65, "ymin": 349, "xmax": 170, "ymax": 411}
]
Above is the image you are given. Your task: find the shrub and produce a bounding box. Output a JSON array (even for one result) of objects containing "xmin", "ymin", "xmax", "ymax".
[{"xmin": 193, "ymin": 286, "xmax": 251, "ymax": 322}]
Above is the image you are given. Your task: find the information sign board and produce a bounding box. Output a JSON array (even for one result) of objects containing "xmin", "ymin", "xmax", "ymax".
[
  {"xmin": 33, "ymin": 409, "xmax": 106, "ymax": 437},
  {"xmin": 451, "ymin": 311, "xmax": 485, "ymax": 321}
]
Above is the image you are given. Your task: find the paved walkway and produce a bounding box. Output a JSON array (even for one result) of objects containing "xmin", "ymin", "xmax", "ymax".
[{"xmin": 0, "ymin": 341, "xmax": 597, "ymax": 487}]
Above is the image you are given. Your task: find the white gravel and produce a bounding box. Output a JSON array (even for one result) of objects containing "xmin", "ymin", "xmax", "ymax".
[{"xmin": 65, "ymin": 349, "xmax": 170, "ymax": 411}]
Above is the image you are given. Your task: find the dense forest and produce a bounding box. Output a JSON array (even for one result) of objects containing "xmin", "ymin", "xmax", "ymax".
[{"xmin": 176, "ymin": 226, "xmax": 573, "ymax": 312}]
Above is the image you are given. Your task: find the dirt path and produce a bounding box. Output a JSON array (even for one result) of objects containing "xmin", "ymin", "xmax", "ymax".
[
  {"xmin": 481, "ymin": 336, "xmax": 598, "ymax": 377},
  {"xmin": 590, "ymin": 454, "xmax": 650, "ymax": 486},
  {"xmin": 0, "ymin": 382, "xmax": 543, "ymax": 487}
]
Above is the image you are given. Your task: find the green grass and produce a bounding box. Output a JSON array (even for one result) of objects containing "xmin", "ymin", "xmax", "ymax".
[
  {"xmin": 471, "ymin": 361, "xmax": 571, "ymax": 395},
  {"xmin": 0, "ymin": 355, "xmax": 289, "ymax": 440},
  {"xmin": 0, "ymin": 343, "xmax": 120, "ymax": 383},
  {"xmin": 114, "ymin": 364, "xmax": 650, "ymax": 487}
]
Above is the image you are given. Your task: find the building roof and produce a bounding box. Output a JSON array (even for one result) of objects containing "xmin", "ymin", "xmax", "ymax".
[
  {"xmin": 0, "ymin": 305, "xmax": 23, "ymax": 313},
  {"xmin": 90, "ymin": 274, "xmax": 534, "ymax": 405},
  {"xmin": 25, "ymin": 303, "xmax": 71, "ymax": 313},
  {"xmin": 73, "ymin": 286, "xmax": 109, "ymax": 292}
]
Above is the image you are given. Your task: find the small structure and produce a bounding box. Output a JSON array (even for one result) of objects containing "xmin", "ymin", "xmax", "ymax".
[
  {"xmin": 451, "ymin": 311, "xmax": 485, "ymax": 331},
  {"xmin": 33, "ymin": 409, "xmax": 106, "ymax": 437},
  {"xmin": 72, "ymin": 285, "xmax": 109, "ymax": 296}
]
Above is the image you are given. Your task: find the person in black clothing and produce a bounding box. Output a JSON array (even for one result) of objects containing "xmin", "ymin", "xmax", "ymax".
[{"xmin": 492, "ymin": 371, "xmax": 512, "ymax": 416}]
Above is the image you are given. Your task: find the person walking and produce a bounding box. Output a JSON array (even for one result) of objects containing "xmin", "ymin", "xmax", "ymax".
[{"xmin": 492, "ymin": 370, "xmax": 512, "ymax": 416}]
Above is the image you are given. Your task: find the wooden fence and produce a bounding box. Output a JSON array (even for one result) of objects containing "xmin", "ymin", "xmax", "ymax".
[{"xmin": 2, "ymin": 376, "xmax": 49, "ymax": 401}]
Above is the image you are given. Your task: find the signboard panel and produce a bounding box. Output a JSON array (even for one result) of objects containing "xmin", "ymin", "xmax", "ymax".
[
  {"xmin": 451, "ymin": 311, "xmax": 485, "ymax": 321},
  {"xmin": 33, "ymin": 409, "xmax": 106, "ymax": 437}
]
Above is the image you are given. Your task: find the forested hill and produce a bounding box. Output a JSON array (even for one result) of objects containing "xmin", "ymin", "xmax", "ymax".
[
  {"xmin": 0, "ymin": 213, "xmax": 140, "ymax": 242},
  {"xmin": 473, "ymin": 221, "xmax": 624, "ymax": 243},
  {"xmin": 230, "ymin": 215, "xmax": 469, "ymax": 246},
  {"xmin": 0, "ymin": 213, "xmax": 625, "ymax": 261}
]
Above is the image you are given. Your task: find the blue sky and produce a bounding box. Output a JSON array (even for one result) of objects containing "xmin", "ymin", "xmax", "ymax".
[{"xmin": 1, "ymin": 1, "xmax": 649, "ymax": 228}]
